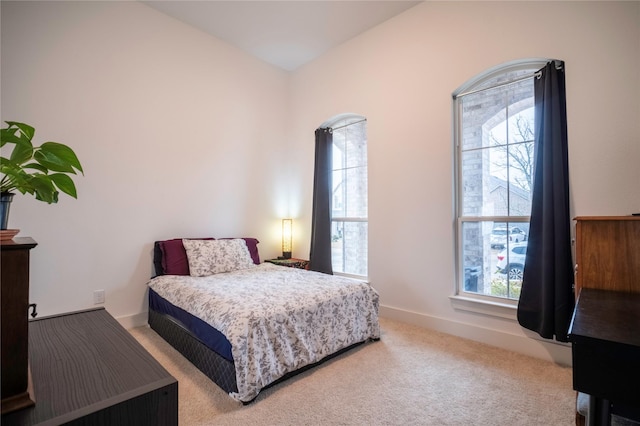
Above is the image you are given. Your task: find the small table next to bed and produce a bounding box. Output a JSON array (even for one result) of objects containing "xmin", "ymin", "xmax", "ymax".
[{"xmin": 265, "ymin": 258, "xmax": 310, "ymax": 270}]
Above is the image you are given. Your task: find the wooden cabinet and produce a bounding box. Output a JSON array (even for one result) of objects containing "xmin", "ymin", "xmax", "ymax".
[
  {"xmin": 574, "ymin": 216, "xmax": 640, "ymax": 296},
  {"xmin": 1, "ymin": 237, "xmax": 37, "ymax": 414}
]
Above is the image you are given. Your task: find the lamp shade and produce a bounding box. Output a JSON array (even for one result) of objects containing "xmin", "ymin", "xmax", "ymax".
[{"xmin": 282, "ymin": 219, "xmax": 292, "ymax": 259}]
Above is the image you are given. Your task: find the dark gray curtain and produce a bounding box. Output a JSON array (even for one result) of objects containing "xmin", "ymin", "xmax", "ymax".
[
  {"xmin": 309, "ymin": 128, "xmax": 333, "ymax": 274},
  {"xmin": 517, "ymin": 61, "xmax": 574, "ymax": 342}
]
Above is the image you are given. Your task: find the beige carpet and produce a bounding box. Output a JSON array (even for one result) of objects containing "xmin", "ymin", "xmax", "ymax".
[{"xmin": 128, "ymin": 317, "xmax": 575, "ymax": 425}]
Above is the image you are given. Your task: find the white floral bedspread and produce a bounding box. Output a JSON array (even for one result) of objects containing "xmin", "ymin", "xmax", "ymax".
[{"xmin": 147, "ymin": 263, "xmax": 380, "ymax": 402}]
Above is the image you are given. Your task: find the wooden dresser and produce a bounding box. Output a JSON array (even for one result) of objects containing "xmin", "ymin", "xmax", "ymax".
[
  {"xmin": 1, "ymin": 237, "xmax": 38, "ymax": 414},
  {"xmin": 574, "ymin": 216, "xmax": 640, "ymax": 296},
  {"xmin": 572, "ymin": 216, "xmax": 640, "ymax": 425}
]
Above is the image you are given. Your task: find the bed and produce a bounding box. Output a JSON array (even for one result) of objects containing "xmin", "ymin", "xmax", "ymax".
[{"xmin": 146, "ymin": 237, "xmax": 380, "ymax": 403}]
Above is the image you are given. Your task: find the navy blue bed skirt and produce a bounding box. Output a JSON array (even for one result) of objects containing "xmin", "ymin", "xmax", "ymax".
[{"xmin": 148, "ymin": 288, "xmax": 233, "ymax": 362}]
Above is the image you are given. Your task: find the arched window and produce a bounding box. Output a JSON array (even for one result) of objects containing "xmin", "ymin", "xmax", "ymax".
[
  {"xmin": 453, "ymin": 59, "xmax": 550, "ymax": 303},
  {"xmin": 314, "ymin": 114, "xmax": 368, "ymax": 278}
]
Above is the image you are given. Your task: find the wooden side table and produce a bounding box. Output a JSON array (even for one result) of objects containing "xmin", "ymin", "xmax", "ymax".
[{"xmin": 265, "ymin": 258, "xmax": 310, "ymax": 270}]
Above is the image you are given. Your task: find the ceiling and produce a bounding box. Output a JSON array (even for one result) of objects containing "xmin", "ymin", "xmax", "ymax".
[{"xmin": 142, "ymin": 1, "xmax": 421, "ymax": 71}]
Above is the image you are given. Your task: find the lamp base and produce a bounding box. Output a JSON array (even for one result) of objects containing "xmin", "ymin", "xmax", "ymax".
[{"xmin": 280, "ymin": 252, "xmax": 292, "ymax": 259}]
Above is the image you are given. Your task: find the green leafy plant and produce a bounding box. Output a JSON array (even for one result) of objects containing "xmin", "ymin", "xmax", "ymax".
[
  {"xmin": 0, "ymin": 121, "xmax": 83, "ymax": 203},
  {"xmin": 490, "ymin": 277, "xmax": 522, "ymax": 299}
]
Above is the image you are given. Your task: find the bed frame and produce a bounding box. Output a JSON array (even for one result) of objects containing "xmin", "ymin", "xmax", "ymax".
[
  {"xmin": 148, "ymin": 308, "xmax": 238, "ymax": 393},
  {"xmin": 148, "ymin": 241, "xmax": 372, "ymax": 402}
]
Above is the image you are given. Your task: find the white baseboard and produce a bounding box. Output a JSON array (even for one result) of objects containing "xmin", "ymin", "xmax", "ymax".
[
  {"xmin": 117, "ymin": 306, "xmax": 572, "ymax": 365},
  {"xmin": 116, "ymin": 311, "xmax": 148, "ymax": 330},
  {"xmin": 379, "ymin": 304, "xmax": 572, "ymax": 366}
]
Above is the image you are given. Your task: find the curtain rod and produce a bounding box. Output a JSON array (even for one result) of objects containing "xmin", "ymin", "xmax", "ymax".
[
  {"xmin": 456, "ymin": 61, "xmax": 564, "ymax": 99},
  {"xmin": 330, "ymin": 118, "xmax": 367, "ymax": 132},
  {"xmin": 455, "ymin": 72, "xmax": 540, "ymax": 99}
]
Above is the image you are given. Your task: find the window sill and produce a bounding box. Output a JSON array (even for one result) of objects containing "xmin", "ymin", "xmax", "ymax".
[
  {"xmin": 449, "ymin": 295, "xmax": 572, "ymax": 350},
  {"xmin": 334, "ymin": 272, "xmax": 368, "ymax": 282},
  {"xmin": 449, "ymin": 295, "xmax": 517, "ymax": 320}
]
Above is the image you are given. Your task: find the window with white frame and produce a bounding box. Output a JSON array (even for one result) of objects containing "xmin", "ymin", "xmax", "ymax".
[
  {"xmin": 454, "ymin": 60, "xmax": 548, "ymax": 303},
  {"xmin": 331, "ymin": 117, "xmax": 368, "ymax": 278}
]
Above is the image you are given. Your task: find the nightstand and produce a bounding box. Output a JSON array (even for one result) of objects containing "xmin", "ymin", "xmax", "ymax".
[{"xmin": 265, "ymin": 258, "xmax": 310, "ymax": 270}]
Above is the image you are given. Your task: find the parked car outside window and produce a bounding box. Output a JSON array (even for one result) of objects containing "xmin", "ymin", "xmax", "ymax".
[
  {"xmin": 496, "ymin": 242, "xmax": 528, "ymax": 280},
  {"xmin": 490, "ymin": 226, "xmax": 527, "ymax": 249}
]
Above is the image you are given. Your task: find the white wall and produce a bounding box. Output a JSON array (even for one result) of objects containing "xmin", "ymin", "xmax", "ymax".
[
  {"xmin": 1, "ymin": 1, "xmax": 290, "ymax": 325},
  {"xmin": 289, "ymin": 1, "xmax": 640, "ymax": 364},
  {"xmin": 2, "ymin": 1, "xmax": 638, "ymax": 364}
]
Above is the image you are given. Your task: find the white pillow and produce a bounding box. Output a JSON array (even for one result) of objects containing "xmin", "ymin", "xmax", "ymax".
[{"xmin": 182, "ymin": 238, "xmax": 255, "ymax": 276}]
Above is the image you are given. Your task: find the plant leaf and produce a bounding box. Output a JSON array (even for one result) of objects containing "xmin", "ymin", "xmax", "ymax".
[
  {"xmin": 49, "ymin": 173, "xmax": 77, "ymax": 198},
  {"xmin": 1, "ymin": 125, "xmax": 33, "ymax": 149},
  {"xmin": 1, "ymin": 129, "xmax": 22, "ymax": 148},
  {"xmin": 9, "ymin": 141, "xmax": 33, "ymax": 165},
  {"xmin": 22, "ymin": 162, "xmax": 48, "ymax": 174},
  {"xmin": 0, "ymin": 159, "xmax": 33, "ymax": 193},
  {"xmin": 5, "ymin": 121, "xmax": 35, "ymax": 140},
  {"xmin": 29, "ymin": 175, "xmax": 57, "ymax": 204},
  {"xmin": 35, "ymin": 142, "xmax": 83, "ymax": 174}
]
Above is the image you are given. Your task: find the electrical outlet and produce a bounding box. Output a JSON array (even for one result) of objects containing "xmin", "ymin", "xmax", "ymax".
[{"xmin": 93, "ymin": 289, "xmax": 105, "ymax": 305}]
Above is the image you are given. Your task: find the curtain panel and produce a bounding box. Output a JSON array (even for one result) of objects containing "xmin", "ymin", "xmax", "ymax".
[
  {"xmin": 309, "ymin": 128, "xmax": 333, "ymax": 274},
  {"xmin": 517, "ymin": 61, "xmax": 574, "ymax": 342}
]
